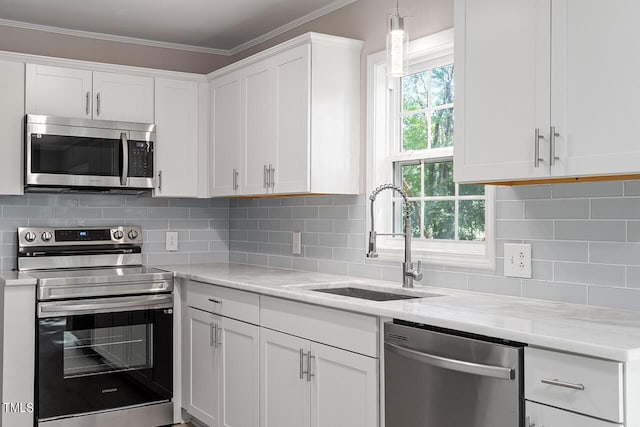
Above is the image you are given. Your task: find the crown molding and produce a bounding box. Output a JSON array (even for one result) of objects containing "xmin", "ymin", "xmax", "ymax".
[
  {"xmin": 227, "ymin": 0, "xmax": 359, "ymax": 56},
  {"xmin": 0, "ymin": 18, "xmax": 230, "ymax": 55},
  {"xmin": 0, "ymin": 0, "xmax": 359, "ymax": 57}
]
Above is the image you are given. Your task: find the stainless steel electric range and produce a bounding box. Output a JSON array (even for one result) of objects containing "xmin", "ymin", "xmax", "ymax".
[{"xmin": 18, "ymin": 226, "xmax": 174, "ymax": 427}]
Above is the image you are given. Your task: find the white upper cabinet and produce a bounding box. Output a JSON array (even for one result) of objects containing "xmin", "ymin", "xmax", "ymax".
[
  {"xmin": 550, "ymin": 0, "xmax": 640, "ymax": 178},
  {"xmin": 154, "ymin": 77, "xmax": 201, "ymax": 198},
  {"xmin": 26, "ymin": 64, "xmax": 93, "ymax": 119},
  {"xmin": 92, "ymin": 71, "xmax": 154, "ymax": 123},
  {"xmin": 272, "ymin": 44, "xmax": 311, "ymax": 194},
  {"xmin": 455, "ymin": 0, "xmax": 640, "ymax": 183},
  {"xmin": 208, "ymin": 33, "xmax": 363, "ymax": 197},
  {"xmin": 26, "ymin": 64, "xmax": 154, "ymax": 123},
  {"xmin": 0, "ymin": 60, "xmax": 25, "ymax": 195},
  {"xmin": 210, "ymin": 71, "xmax": 242, "ymax": 197},
  {"xmin": 454, "ymin": 0, "xmax": 550, "ymax": 183},
  {"xmin": 242, "ymin": 58, "xmax": 274, "ymax": 196}
]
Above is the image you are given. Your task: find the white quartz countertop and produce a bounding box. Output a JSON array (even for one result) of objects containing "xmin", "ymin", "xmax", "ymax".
[{"xmin": 162, "ymin": 262, "xmax": 640, "ymax": 363}]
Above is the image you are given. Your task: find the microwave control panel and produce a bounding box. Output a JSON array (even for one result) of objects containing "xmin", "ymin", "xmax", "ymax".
[{"xmin": 129, "ymin": 140, "xmax": 154, "ymax": 178}]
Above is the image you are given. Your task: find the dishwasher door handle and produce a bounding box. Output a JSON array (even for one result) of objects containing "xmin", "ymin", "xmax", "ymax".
[{"xmin": 385, "ymin": 341, "xmax": 515, "ymax": 380}]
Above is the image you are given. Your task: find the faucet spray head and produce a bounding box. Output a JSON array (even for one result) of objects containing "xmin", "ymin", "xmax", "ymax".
[{"xmin": 367, "ymin": 230, "xmax": 378, "ymax": 258}]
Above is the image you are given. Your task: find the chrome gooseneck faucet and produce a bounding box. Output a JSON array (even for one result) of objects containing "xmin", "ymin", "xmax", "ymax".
[{"xmin": 367, "ymin": 183, "xmax": 422, "ymax": 288}]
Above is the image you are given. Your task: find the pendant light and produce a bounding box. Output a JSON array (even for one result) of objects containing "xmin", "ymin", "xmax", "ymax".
[{"xmin": 387, "ymin": 1, "xmax": 409, "ymax": 78}]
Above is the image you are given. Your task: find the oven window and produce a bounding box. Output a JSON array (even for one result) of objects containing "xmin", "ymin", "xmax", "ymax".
[
  {"xmin": 31, "ymin": 134, "xmax": 121, "ymax": 176},
  {"xmin": 63, "ymin": 324, "xmax": 152, "ymax": 379}
]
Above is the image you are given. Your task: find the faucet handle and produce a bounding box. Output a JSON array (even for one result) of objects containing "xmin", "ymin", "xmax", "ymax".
[{"xmin": 412, "ymin": 260, "xmax": 423, "ymax": 282}]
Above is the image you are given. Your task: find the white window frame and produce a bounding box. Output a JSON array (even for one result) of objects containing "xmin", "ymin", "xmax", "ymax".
[{"xmin": 366, "ymin": 28, "xmax": 495, "ymax": 269}]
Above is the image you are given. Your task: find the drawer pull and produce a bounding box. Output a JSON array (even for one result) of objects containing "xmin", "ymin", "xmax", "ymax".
[
  {"xmin": 541, "ymin": 378, "xmax": 585, "ymax": 391},
  {"xmin": 208, "ymin": 298, "xmax": 222, "ymax": 305}
]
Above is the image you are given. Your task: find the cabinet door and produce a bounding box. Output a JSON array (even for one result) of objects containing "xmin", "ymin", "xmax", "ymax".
[
  {"xmin": 220, "ymin": 317, "xmax": 259, "ymax": 427},
  {"xmin": 0, "ymin": 61, "xmax": 25, "ymax": 195},
  {"xmin": 186, "ymin": 307, "xmax": 220, "ymax": 426},
  {"xmin": 211, "ymin": 72, "xmax": 242, "ymax": 197},
  {"xmin": 551, "ymin": 0, "xmax": 640, "ymax": 177},
  {"xmin": 154, "ymin": 78, "xmax": 199, "ymax": 198},
  {"xmin": 310, "ymin": 342, "xmax": 378, "ymax": 427},
  {"xmin": 93, "ymin": 71, "xmax": 154, "ymax": 123},
  {"xmin": 25, "ymin": 64, "xmax": 92, "ymax": 119},
  {"xmin": 272, "ymin": 44, "xmax": 311, "ymax": 193},
  {"xmin": 241, "ymin": 59, "xmax": 272, "ymax": 195},
  {"xmin": 260, "ymin": 328, "xmax": 310, "ymax": 427},
  {"xmin": 526, "ymin": 401, "xmax": 621, "ymax": 426},
  {"xmin": 454, "ymin": 0, "xmax": 551, "ymax": 183}
]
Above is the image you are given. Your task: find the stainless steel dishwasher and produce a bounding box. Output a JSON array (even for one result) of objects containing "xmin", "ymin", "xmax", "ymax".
[{"xmin": 385, "ymin": 321, "xmax": 524, "ymax": 427}]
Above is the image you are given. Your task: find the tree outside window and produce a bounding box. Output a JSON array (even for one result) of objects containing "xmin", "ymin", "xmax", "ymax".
[{"xmin": 392, "ymin": 64, "xmax": 486, "ymax": 242}]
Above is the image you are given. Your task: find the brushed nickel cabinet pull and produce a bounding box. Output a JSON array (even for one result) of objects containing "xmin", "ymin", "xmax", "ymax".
[
  {"xmin": 534, "ymin": 128, "xmax": 544, "ymax": 167},
  {"xmin": 541, "ymin": 378, "xmax": 585, "ymax": 391},
  {"xmin": 86, "ymin": 91, "xmax": 90, "ymax": 116},
  {"xmin": 96, "ymin": 92, "xmax": 101, "ymax": 116},
  {"xmin": 307, "ymin": 351, "xmax": 315, "ymax": 382},
  {"xmin": 210, "ymin": 323, "xmax": 215, "ymax": 347},
  {"xmin": 550, "ymin": 126, "xmax": 560, "ymax": 166}
]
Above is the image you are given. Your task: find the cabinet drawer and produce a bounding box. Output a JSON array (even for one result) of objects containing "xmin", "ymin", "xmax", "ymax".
[
  {"xmin": 186, "ymin": 280, "xmax": 259, "ymax": 324},
  {"xmin": 526, "ymin": 401, "xmax": 622, "ymax": 426},
  {"xmin": 260, "ymin": 296, "xmax": 378, "ymax": 357},
  {"xmin": 525, "ymin": 347, "xmax": 623, "ymax": 423}
]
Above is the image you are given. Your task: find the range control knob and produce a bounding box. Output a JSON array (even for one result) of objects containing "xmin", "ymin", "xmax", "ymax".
[
  {"xmin": 113, "ymin": 230, "xmax": 124, "ymax": 240},
  {"xmin": 24, "ymin": 231, "xmax": 36, "ymax": 242},
  {"xmin": 128, "ymin": 229, "xmax": 139, "ymax": 240},
  {"xmin": 41, "ymin": 231, "xmax": 53, "ymax": 242}
]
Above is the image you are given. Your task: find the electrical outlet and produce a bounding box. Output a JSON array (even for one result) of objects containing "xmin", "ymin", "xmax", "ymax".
[
  {"xmin": 503, "ymin": 243, "xmax": 532, "ymax": 278},
  {"xmin": 165, "ymin": 231, "xmax": 178, "ymax": 252},
  {"xmin": 292, "ymin": 231, "xmax": 301, "ymax": 255}
]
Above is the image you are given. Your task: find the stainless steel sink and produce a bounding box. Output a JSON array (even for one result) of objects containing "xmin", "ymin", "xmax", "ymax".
[{"xmin": 312, "ymin": 287, "xmax": 438, "ymax": 302}]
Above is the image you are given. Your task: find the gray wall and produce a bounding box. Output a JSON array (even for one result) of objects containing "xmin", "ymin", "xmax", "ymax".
[
  {"xmin": 228, "ymin": 181, "xmax": 640, "ymax": 312},
  {"xmin": 0, "ymin": 24, "xmax": 231, "ymax": 74},
  {"xmin": 1, "ymin": 194, "xmax": 229, "ymax": 271}
]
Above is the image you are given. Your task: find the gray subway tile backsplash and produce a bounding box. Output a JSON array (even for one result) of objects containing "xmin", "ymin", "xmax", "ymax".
[
  {"xmin": 554, "ymin": 220, "xmax": 626, "ymax": 242},
  {"xmin": 0, "ymin": 194, "xmax": 229, "ymax": 271},
  {"xmin": 10, "ymin": 181, "xmax": 639, "ymax": 311},
  {"xmin": 227, "ymin": 181, "xmax": 640, "ymax": 311}
]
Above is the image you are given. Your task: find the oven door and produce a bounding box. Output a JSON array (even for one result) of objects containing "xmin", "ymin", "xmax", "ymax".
[{"xmin": 37, "ymin": 295, "xmax": 173, "ymax": 421}]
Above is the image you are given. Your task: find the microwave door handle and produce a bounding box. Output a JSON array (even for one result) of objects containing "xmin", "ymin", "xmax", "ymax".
[{"xmin": 120, "ymin": 132, "xmax": 128, "ymax": 186}]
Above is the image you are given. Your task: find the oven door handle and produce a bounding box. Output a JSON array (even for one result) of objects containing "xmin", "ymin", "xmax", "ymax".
[
  {"xmin": 120, "ymin": 132, "xmax": 129, "ymax": 186},
  {"xmin": 38, "ymin": 294, "xmax": 173, "ymax": 318},
  {"xmin": 385, "ymin": 341, "xmax": 515, "ymax": 380}
]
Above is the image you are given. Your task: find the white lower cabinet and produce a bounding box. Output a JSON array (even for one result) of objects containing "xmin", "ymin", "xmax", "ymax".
[
  {"xmin": 219, "ymin": 316, "xmax": 260, "ymax": 427},
  {"xmin": 260, "ymin": 328, "xmax": 378, "ymax": 427},
  {"xmin": 310, "ymin": 341, "xmax": 378, "ymax": 427},
  {"xmin": 186, "ymin": 307, "xmax": 219, "ymax": 426},
  {"xmin": 526, "ymin": 401, "xmax": 621, "ymax": 426},
  {"xmin": 184, "ymin": 294, "xmax": 260, "ymax": 427},
  {"xmin": 525, "ymin": 347, "xmax": 625, "ymax": 426},
  {"xmin": 261, "ymin": 328, "xmax": 310, "ymax": 427}
]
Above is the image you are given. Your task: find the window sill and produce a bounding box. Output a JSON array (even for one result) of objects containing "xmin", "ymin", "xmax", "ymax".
[{"xmin": 374, "ymin": 246, "xmax": 496, "ymax": 271}]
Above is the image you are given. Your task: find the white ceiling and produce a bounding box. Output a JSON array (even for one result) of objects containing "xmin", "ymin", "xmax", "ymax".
[{"xmin": 0, "ymin": 0, "xmax": 357, "ymax": 54}]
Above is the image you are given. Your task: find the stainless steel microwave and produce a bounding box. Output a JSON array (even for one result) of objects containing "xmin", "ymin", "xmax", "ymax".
[{"xmin": 25, "ymin": 114, "xmax": 156, "ymax": 193}]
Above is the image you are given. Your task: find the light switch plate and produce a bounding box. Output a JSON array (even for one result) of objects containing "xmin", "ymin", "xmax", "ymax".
[
  {"xmin": 504, "ymin": 243, "xmax": 532, "ymax": 278},
  {"xmin": 292, "ymin": 231, "xmax": 301, "ymax": 255},
  {"xmin": 165, "ymin": 231, "xmax": 178, "ymax": 252}
]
